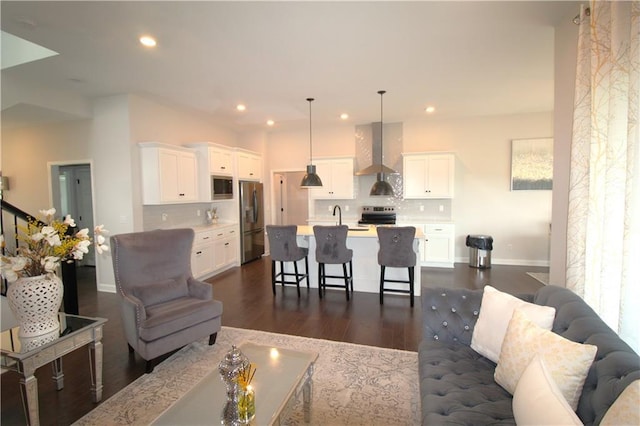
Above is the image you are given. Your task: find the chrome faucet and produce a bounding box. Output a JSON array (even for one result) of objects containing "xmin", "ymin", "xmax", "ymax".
[{"xmin": 333, "ymin": 205, "xmax": 342, "ymax": 226}]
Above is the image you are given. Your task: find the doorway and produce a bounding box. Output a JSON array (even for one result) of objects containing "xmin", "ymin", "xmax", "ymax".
[
  {"xmin": 273, "ymin": 171, "xmax": 308, "ymax": 226},
  {"xmin": 50, "ymin": 163, "xmax": 95, "ymax": 266}
]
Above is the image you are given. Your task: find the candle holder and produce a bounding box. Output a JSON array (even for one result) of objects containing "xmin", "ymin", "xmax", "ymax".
[{"xmin": 218, "ymin": 345, "xmax": 249, "ymax": 425}]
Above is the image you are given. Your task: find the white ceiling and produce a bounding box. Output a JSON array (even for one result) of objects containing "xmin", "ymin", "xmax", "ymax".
[{"xmin": 0, "ymin": 1, "xmax": 578, "ymax": 131}]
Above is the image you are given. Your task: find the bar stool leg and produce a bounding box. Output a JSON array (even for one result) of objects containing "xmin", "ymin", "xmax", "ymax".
[
  {"xmin": 409, "ymin": 266, "xmax": 415, "ymax": 307},
  {"xmin": 379, "ymin": 265, "xmax": 386, "ymax": 305},
  {"xmin": 342, "ymin": 263, "xmax": 350, "ymax": 301},
  {"xmin": 294, "ymin": 260, "xmax": 301, "ymax": 297},
  {"xmin": 348, "ymin": 260, "xmax": 354, "ymax": 293},
  {"xmin": 318, "ymin": 263, "xmax": 324, "ymax": 299},
  {"xmin": 271, "ymin": 260, "xmax": 277, "ymax": 295},
  {"xmin": 304, "ymin": 256, "xmax": 310, "ymax": 289}
]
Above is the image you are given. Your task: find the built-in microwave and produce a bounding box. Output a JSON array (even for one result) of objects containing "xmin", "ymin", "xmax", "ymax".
[{"xmin": 211, "ymin": 176, "xmax": 233, "ymax": 200}]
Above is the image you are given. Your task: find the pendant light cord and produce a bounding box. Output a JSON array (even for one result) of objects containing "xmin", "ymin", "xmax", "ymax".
[
  {"xmin": 307, "ymin": 97, "xmax": 314, "ymax": 165},
  {"xmin": 378, "ymin": 90, "xmax": 386, "ymax": 165}
]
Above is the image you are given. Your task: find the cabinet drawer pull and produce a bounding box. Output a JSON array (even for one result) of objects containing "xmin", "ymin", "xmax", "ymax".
[
  {"xmin": 225, "ymin": 242, "xmax": 230, "ymax": 246},
  {"xmin": 202, "ymin": 236, "xmax": 210, "ymax": 240},
  {"xmin": 220, "ymin": 166, "xmax": 226, "ymax": 169},
  {"xmin": 196, "ymin": 251, "xmax": 202, "ymax": 255},
  {"xmin": 217, "ymin": 233, "xmax": 224, "ymax": 237}
]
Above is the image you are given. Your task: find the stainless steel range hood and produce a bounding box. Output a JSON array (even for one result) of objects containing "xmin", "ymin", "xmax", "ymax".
[{"xmin": 355, "ymin": 122, "xmax": 397, "ymax": 176}]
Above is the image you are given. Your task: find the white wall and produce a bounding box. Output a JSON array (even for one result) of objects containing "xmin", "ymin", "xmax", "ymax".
[
  {"xmin": 130, "ymin": 96, "xmax": 238, "ymax": 147},
  {"xmin": 2, "ymin": 119, "xmax": 91, "ymax": 213},
  {"xmin": 405, "ymin": 113, "xmax": 553, "ymax": 265},
  {"xmin": 264, "ymin": 112, "xmax": 553, "ymax": 265},
  {"xmin": 89, "ymin": 95, "xmax": 135, "ymax": 292}
]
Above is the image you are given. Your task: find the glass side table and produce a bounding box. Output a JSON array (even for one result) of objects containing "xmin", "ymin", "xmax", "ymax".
[{"xmin": 1, "ymin": 313, "xmax": 107, "ymax": 426}]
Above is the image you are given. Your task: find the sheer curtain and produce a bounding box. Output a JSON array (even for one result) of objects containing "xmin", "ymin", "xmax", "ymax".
[{"xmin": 566, "ymin": 2, "xmax": 640, "ymax": 352}]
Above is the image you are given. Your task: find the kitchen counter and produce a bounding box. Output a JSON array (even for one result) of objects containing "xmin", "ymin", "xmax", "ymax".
[
  {"xmin": 191, "ymin": 222, "xmax": 238, "ymax": 232},
  {"xmin": 288, "ymin": 225, "xmax": 422, "ymax": 297},
  {"xmin": 297, "ymin": 224, "xmax": 424, "ymax": 239}
]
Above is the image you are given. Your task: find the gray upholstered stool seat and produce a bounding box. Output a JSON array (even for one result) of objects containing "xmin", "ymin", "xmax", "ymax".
[
  {"xmin": 266, "ymin": 225, "xmax": 309, "ymax": 297},
  {"xmin": 313, "ymin": 225, "xmax": 354, "ymax": 301},
  {"xmin": 377, "ymin": 226, "xmax": 417, "ymax": 307}
]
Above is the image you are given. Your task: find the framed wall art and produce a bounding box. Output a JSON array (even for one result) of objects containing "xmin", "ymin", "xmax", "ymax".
[{"xmin": 510, "ymin": 138, "xmax": 553, "ymax": 190}]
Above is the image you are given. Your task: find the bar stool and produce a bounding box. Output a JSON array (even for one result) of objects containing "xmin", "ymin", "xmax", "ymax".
[
  {"xmin": 313, "ymin": 225, "xmax": 354, "ymax": 301},
  {"xmin": 377, "ymin": 226, "xmax": 417, "ymax": 307},
  {"xmin": 266, "ymin": 225, "xmax": 309, "ymax": 297}
]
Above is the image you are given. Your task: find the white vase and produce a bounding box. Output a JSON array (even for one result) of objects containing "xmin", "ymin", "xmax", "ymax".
[{"xmin": 7, "ymin": 274, "xmax": 64, "ymax": 338}]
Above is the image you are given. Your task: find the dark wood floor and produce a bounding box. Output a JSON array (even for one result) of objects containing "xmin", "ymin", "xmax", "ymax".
[{"xmin": 1, "ymin": 258, "xmax": 546, "ymax": 425}]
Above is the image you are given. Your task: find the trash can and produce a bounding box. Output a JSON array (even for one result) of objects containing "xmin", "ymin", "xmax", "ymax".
[{"xmin": 466, "ymin": 235, "xmax": 493, "ymax": 269}]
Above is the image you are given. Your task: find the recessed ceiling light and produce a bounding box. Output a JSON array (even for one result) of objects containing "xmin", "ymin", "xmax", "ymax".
[
  {"xmin": 425, "ymin": 106, "xmax": 436, "ymax": 113},
  {"xmin": 340, "ymin": 113, "xmax": 349, "ymax": 120},
  {"xmin": 266, "ymin": 120, "xmax": 275, "ymax": 126},
  {"xmin": 236, "ymin": 104, "xmax": 246, "ymax": 112},
  {"xmin": 139, "ymin": 36, "xmax": 157, "ymax": 48}
]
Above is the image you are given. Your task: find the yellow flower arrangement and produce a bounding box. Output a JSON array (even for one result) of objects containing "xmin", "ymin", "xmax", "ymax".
[
  {"xmin": 1, "ymin": 208, "xmax": 109, "ymax": 282},
  {"xmin": 236, "ymin": 363, "xmax": 257, "ymax": 422},
  {"xmin": 235, "ymin": 363, "xmax": 257, "ymax": 390}
]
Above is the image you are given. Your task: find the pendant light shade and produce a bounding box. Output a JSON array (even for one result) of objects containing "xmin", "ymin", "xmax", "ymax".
[
  {"xmin": 370, "ymin": 90, "xmax": 394, "ymax": 196},
  {"xmin": 370, "ymin": 172, "xmax": 394, "ymax": 196},
  {"xmin": 300, "ymin": 97, "xmax": 323, "ymax": 188}
]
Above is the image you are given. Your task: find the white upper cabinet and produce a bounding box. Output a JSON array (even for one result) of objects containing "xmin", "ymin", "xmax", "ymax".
[
  {"xmin": 403, "ymin": 153, "xmax": 455, "ymax": 199},
  {"xmin": 236, "ymin": 151, "xmax": 262, "ymax": 181},
  {"xmin": 308, "ymin": 157, "xmax": 355, "ymax": 200},
  {"xmin": 209, "ymin": 145, "xmax": 233, "ymax": 176},
  {"xmin": 140, "ymin": 142, "xmax": 199, "ymax": 204}
]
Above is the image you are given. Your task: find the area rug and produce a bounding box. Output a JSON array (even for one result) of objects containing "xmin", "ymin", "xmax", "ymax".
[
  {"xmin": 526, "ymin": 272, "xmax": 549, "ymax": 285},
  {"xmin": 74, "ymin": 326, "xmax": 419, "ymax": 425}
]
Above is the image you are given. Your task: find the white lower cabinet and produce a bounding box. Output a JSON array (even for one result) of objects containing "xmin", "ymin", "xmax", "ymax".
[
  {"xmin": 423, "ymin": 224, "xmax": 455, "ymax": 268},
  {"xmin": 191, "ymin": 225, "xmax": 239, "ymax": 279},
  {"xmin": 213, "ymin": 226, "xmax": 239, "ymax": 271},
  {"xmin": 191, "ymin": 229, "xmax": 216, "ymax": 279},
  {"xmin": 400, "ymin": 223, "xmax": 455, "ymax": 268}
]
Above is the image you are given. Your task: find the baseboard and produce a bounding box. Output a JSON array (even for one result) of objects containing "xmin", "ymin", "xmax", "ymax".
[{"xmin": 97, "ymin": 283, "xmax": 116, "ymax": 293}]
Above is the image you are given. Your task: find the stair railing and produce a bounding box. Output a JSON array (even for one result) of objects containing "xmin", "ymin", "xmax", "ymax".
[{"xmin": 1, "ymin": 200, "xmax": 79, "ymax": 314}]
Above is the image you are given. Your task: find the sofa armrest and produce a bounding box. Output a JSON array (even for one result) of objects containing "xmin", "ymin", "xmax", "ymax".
[
  {"xmin": 187, "ymin": 277, "xmax": 213, "ymax": 299},
  {"xmin": 422, "ymin": 288, "xmax": 483, "ymax": 346}
]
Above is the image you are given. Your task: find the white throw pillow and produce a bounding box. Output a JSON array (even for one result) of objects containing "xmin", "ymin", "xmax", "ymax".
[
  {"xmin": 513, "ymin": 355, "xmax": 583, "ymax": 426},
  {"xmin": 495, "ymin": 309, "xmax": 597, "ymax": 410},
  {"xmin": 470, "ymin": 285, "xmax": 556, "ymax": 363},
  {"xmin": 600, "ymin": 380, "xmax": 640, "ymax": 426}
]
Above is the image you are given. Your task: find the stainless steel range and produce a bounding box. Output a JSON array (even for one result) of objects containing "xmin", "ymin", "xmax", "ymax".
[{"xmin": 358, "ymin": 206, "xmax": 396, "ymax": 225}]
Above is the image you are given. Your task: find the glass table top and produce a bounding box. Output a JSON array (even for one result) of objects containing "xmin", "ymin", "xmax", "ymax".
[
  {"xmin": 0, "ymin": 313, "xmax": 105, "ymax": 355},
  {"xmin": 153, "ymin": 342, "xmax": 319, "ymax": 425}
]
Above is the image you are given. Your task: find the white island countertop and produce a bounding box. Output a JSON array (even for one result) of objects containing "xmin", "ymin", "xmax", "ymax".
[{"xmin": 296, "ymin": 225, "xmax": 424, "ymax": 239}]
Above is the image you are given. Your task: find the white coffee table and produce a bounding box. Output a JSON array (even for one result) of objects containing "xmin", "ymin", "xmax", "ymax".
[{"xmin": 153, "ymin": 342, "xmax": 319, "ymax": 425}]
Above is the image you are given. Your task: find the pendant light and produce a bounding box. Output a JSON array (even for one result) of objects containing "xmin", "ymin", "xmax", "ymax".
[
  {"xmin": 300, "ymin": 97, "xmax": 323, "ymax": 188},
  {"xmin": 370, "ymin": 90, "xmax": 394, "ymax": 196}
]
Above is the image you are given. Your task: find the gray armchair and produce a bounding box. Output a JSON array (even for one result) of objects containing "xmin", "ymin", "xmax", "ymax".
[{"xmin": 111, "ymin": 228, "xmax": 223, "ymax": 372}]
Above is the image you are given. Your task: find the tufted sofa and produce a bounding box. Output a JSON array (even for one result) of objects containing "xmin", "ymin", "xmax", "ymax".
[{"xmin": 419, "ymin": 285, "xmax": 640, "ymax": 425}]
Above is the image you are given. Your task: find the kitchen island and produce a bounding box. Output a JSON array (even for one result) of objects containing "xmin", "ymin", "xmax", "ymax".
[{"xmin": 290, "ymin": 225, "xmax": 422, "ymax": 297}]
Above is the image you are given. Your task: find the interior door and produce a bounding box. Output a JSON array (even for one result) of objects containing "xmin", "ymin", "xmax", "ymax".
[
  {"xmin": 58, "ymin": 164, "xmax": 95, "ymax": 266},
  {"xmin": 273, "ymin": 171, "xmax": 308, "ymax": 226}
]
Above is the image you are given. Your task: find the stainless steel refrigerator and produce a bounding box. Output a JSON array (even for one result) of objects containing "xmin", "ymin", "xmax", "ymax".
[{"xmin": 239, "ymin": 180, "xmax": 265, "ymax": 264}]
